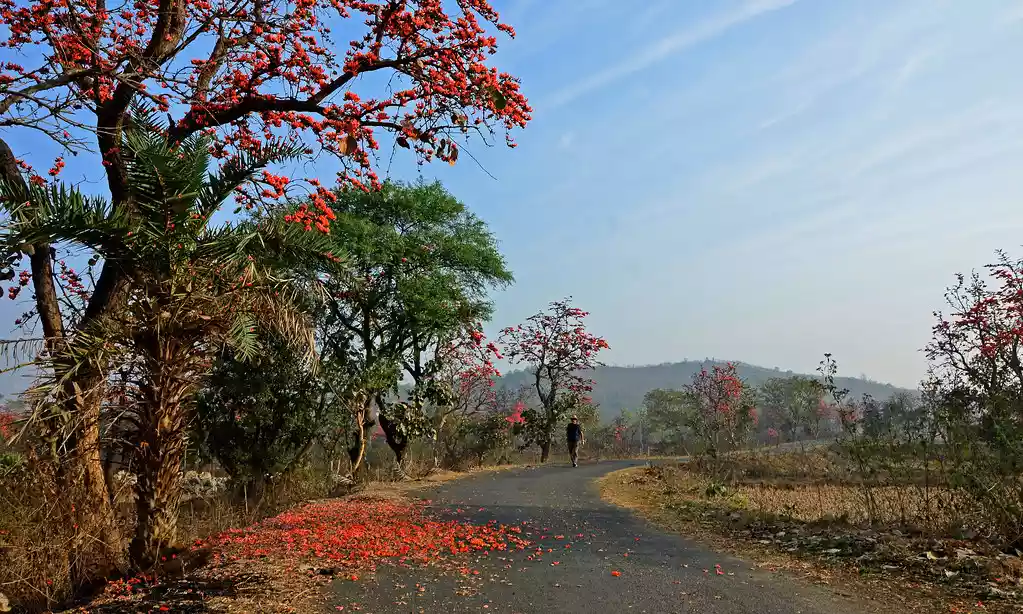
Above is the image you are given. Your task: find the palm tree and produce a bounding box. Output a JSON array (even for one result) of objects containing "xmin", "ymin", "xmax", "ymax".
[{"xmin": 0, "ymin": 107, "xmax": 335, "ymax": 568}]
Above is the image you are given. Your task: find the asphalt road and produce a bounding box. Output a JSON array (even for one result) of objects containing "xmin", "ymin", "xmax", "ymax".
[{"xmin": 324, "ymin": 460, "xmax": 877, "ymax": 614}]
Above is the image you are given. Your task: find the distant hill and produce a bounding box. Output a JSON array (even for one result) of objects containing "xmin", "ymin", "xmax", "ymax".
[{"xmin": 495, "ymin": 360, "xmax": 915, "ymax": 420}]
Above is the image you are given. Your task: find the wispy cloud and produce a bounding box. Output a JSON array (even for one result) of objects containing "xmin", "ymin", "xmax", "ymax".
[{"xmin": 542, "ymin": 0, "xmax": 799, "ymax": 111}]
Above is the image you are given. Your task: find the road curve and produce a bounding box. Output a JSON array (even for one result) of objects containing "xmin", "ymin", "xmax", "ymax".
[{"xmin": 324, "ymin": 460, "xmax": 877, "ymax": 614}]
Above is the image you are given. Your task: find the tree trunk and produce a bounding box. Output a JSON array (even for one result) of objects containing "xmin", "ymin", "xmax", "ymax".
[
  {"xmin": 539, "ymin": 440, "xmax": 551, "ymax": 463},
  {"xmin": 129, "ymin": 342, "xmax": 191, "ymax": 570},
  {"xmin": 377, "ymin": 412, "xmax": 408, "ymax": 473},
  {"xmin": 0, "ymin": 137, "xmax": 126, "ymax": 584},
  {"xmin": 346, "ymin": 401, "xmax": 374, "ymax": 477},
  {"xmin": 432, "ymin": 412, "xmax": 449, "ymax": 469}
]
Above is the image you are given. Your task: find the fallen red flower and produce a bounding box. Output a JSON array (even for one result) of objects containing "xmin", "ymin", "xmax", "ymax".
[{"xmin": 198, "ymin": 499, "xmax": 531, "ymax": 571}]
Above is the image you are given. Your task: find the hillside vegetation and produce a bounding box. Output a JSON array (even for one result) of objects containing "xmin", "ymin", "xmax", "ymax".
[{"xmin": 496, "ymin": 360, "xmax": 913, "ymax": 419}]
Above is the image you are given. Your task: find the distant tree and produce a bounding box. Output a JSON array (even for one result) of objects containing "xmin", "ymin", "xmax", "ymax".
[
  {"xmin": 682, "ymin": 363, "xmax": 757, "ymax": 464},
  {"xmin": 500, "ymin": 298, "xmax": 609, "ymax": 462},
  {"xmin": 643, "ymin": 388, "xmax": 693, "ymax": 454},
  {"xmin": 444, "ymin": 412, "xmax": 513, "ymax": 469},
  {"xmin": 423, "ymin": 326, "xmax": 503, "ymax": 467},
  {"xmin": 758, "ymin": 376, "xmax": 823, "ymax": 443},
  {"xmin": 301, "ymin": 180, "xmax": 512, "ymax": 471}
]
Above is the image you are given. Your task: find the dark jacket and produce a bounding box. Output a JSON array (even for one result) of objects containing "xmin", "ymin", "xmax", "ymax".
[{"xmin": 566, "ymin": 422, "xmax": 582, "ymax": 443}]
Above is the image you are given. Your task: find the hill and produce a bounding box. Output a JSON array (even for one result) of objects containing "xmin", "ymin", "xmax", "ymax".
[{"xmin": 495, "ymin": 360, "xmax": 914, "ymax": 420}]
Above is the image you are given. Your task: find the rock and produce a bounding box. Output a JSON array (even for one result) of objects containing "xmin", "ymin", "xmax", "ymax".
[
  {"xmin": 0, "ymin": 592, "xmax": 9, "ymax": 613},
  {"xmin": 986, "ymin": 586, "xmax": 1016, "ymax": 598},
  {"xmin": 824, "ymin": 548, "xmax": 842, "ymax": 555}
]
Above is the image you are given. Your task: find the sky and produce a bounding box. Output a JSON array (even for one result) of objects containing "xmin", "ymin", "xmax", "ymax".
[
  {"xmin": 431, "ymin": 0, "xmax": 1023, "ymax": 389},
  {"xmin": 3, "ymin": 0, "xmax": 1023, "ymax": 393}
]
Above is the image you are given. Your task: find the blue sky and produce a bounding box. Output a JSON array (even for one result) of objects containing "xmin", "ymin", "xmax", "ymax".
[
  {"xmin": 434, "ymin": 0, "xmax": 1023, "ymax": 389},
  {"xmin": 3, "ymin": 0, "xmax": 1023, "ymax": 393}
]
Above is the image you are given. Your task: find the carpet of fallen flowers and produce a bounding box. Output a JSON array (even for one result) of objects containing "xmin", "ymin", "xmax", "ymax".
[
  {"xmin": 201, "ymin": 498, "xmax": 531, "ymax": 567},
  {"xmin": 66, "ymin": 497, "xmax": 532, "ymax": 613}
]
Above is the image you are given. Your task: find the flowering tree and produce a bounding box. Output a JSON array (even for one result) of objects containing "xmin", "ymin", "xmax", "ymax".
[
  {"xmin": 499, "ymin": 298, "xmax": 609, "ymax": 462},
  {"xmin": 0, "ymin": 1, "xmax": 528, "ymax": 584},
  {"xmin": 4, "ymin": 116, "xmax": 333, "ymax": 569},
  {"xmin": 423, "ymin": 326, "xmax": 502, "ymax": 463},
  {"xmin": 683, "ymin": 363, "xmax": 757, "ymax": 463},
  {"xmin": 0, "ymin": 404, "xmax": 14, "ymax": 442},
  {"xmin": 925, "ymin": 253, "xmax": 1023, "ymax": 537},
  {"xmin": 928, "ymin": 251, "xmax": 1023, "ymax": 395}
]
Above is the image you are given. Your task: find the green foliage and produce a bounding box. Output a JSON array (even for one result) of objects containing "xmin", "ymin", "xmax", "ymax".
[
  {"xmin": 379, "ymin": 385, "xmax": 437, "ymax": 442},
  {"xmin": 0, "ymin": 451, "xmax": 24, "ymax": 477},
  {"xmin": 513, "ymin": 394, "xmax": 581, "ymax": 452},
  {"xmin": 194, "ymin": 335, "xmax": 331, "ymax": 484},
  {"xmin": 643, "ymin": 388, "xmax": 692, "ymax": 453},
  {"xmin": 444, "ymin": 413, "xmax": 511, "ymax": 468},
  {"xmin": 758, "ymin": 375, "xmax": 825, "ymax": 441},
  {"xmin": 297, "ymin": 179, "xmax": 513, "ymax": 461}
]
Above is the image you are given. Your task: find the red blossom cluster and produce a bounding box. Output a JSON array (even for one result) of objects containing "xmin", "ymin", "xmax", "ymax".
[
  {"xmin": 0, "ymin": 407, "xmax": 14, "ymax": 440},
  {"xmin": 690, "ymin": 363, "xmax": 745, "ymax": 416},
  {"xmin": 199, "ymin": 498, "xmax": 530, "ymax": 568},
  {"xmin": 928, "ymin": 255, "xmax": 1023, "ymax": 392},
  {"xmin": 505, "ymin": 400, "xmax": 526, "ymax": 425},
  {"xmin": 613, "ymin": 424, "xmax": 625, "ymax": 443},
  {"xmin": 0, "ymin": 0, "xmax": 531, "ymax": 232},
  {"xmin": 6, "ymin": 268, "xmax": 29, "ymax": 300},
  {"xmin": 56, "ymin": 259, "xmax": 90, "ymax": 302}
]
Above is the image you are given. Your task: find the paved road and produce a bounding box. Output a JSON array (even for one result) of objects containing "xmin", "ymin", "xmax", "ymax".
[{"xmin": 324, "ymin": 460, "xmax": 877, "ymax": 614}]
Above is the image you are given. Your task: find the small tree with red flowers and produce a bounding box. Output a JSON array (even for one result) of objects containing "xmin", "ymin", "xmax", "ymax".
[
  {"xmin": 429, "ymin": 327, "xmax": 501, "ymax": 427},
  {"xmin": 926, "ymin": 251, "xmax": 1023, "ymax": 539},
  {"xmin": 683, "ymin": 362, "xmax": 757, "ymax": 468},
  {"xmin": 499, "ymin": 298, "xmax": 609, "ymax": 463}
]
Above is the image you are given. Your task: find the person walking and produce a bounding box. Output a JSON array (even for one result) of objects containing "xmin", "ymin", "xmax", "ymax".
[{"xmin": 566, "ymin": 415, "xmax": 583, "ymax": 467}]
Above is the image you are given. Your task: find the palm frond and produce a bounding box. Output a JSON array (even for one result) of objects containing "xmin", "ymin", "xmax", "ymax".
[
  {"xmin": 226, "ymin": 313, "xmax": 260, "ymax": 362},
  {"xmin": 195, "ymin": 216, "xmax": 341, "ymax": 278},
  {"xmin": 0, "ymin": 179, "xmax": 133, "ymax": 256}
]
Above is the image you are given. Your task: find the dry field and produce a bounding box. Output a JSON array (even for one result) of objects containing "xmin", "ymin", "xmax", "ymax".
[{"xmin": 600, "ymin": 450, "xmax": 1023, "ymax": 614}]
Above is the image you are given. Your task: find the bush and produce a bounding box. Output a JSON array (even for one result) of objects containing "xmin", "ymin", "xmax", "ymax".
[
  {"xmin": 441, "ymin": 414, "xmax": 512, "ymax": 470},
  {"xmin": 193, "ymin": 336, "xmax": 331, "ymax": 487}
]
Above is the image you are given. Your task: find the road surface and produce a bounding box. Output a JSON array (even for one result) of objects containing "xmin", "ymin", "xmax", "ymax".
[{"xmin": 324, "ymin": 460, "xmax": 877, "ymax": 613}]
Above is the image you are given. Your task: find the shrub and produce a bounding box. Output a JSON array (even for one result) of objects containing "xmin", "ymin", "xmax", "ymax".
[{"xmin": 193, "ymin": 335, "xmax": 330, "ymax": 487}]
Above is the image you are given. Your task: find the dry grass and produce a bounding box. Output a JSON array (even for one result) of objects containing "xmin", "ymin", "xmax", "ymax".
[{"xmin": 599, "ymin": 461, "xmax": 1021, "ymax": 614}]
